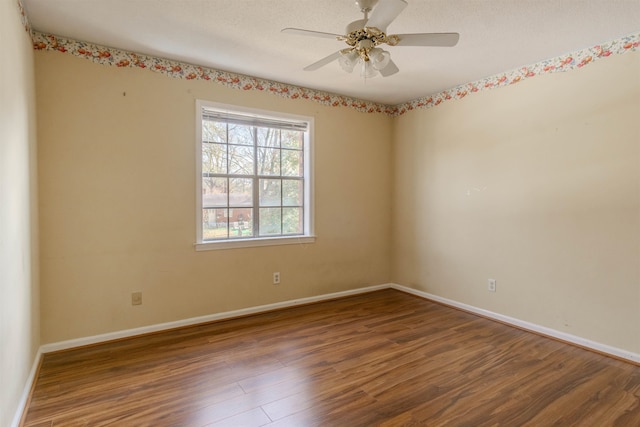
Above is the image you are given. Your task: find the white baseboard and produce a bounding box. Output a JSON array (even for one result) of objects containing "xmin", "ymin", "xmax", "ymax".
[
  {"xmin": 39, "ymin": 282, "xmax": 640, "ymax": 364},
  {"xmin": 390, "ymin": 283, "xmax": 640, "ymax": 365},
  {"xmin": 11, "ymin": 347, "xmax": 42, "ymax": 427},
  {"xmin": 15, "ymin": 282, "xmax": 638, "ymax": 424},
  {"xmin": 40, "ymin": 283, "xmax": 391, "ymax": 354}
]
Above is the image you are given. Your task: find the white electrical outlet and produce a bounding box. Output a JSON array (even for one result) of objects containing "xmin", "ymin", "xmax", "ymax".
[
  {"xmin": 488, "ymin": 279, "xmax": 496, "ymax": 292},
  {"xmin": 273, "ymin": 272, "xmax": 280, "ymax": 285}
]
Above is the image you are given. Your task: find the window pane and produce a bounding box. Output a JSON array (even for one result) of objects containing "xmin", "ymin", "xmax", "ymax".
[
  {"xmin": 202, "ymin": 177, "xmax": 227, "ymax": 208},
  {"xmin": 283, "ymin": 207, "xmax": 303, "ymax": 234},
  {"xmin": 282, "ymin": 130, "xmax": 303, "ymax": 149},
  {"xmin": 229, "ymin": 208, "xmax": 254, "ymax": 238},
  {"xmin": 229, "ymin": 178, "xmax": 253, "ymax": 207},
  {"xmin": 257, "ymin": 147, "xmax": 281, "ymax": 176},
  {"xmin": 257, "ymin": 127, "xmax": 280, "ymax": 147},
  {"xmin": 198, "ymin": 104, "xmax": 311, "ymax": 244},
  {"xmin": 203, "ymin": 208, "xmax": 228, "ymax": 240},
  {"xmin": 202, "ymin": 143, "xmax": 227, "ymax": 174},
  {"xmin": 259, "ymin": 179, "xmax": 281, "ymax": 207},
  {"xmin": 282, "ymin": 179, "xmax": 302, "ymax": 206},
  {"xmin": 228, "ymin": 145, "xmax": 254, "ymax": 175},
  {"xmin": 228, "ymin": 124, "xmax": 253, "ymax": 145},
  {"xmin": 282, "ymin": 149, "xmax": 303, "ymax": 177},
  {"xmin": 259, "ymin": 208, "xmax": 281, "ymax": 236},
  {"xmin": 202, "ymin": 120, "xmax": 226, "ymax": 143}
]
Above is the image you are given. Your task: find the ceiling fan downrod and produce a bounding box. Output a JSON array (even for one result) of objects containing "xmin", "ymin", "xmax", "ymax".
[{"xmin": 355, "ymin": 0, "xmax": 379, "ymax": 19}]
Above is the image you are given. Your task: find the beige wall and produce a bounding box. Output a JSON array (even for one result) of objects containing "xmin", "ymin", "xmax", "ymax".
[
  {"xmin": 392, "ymin": 51, "xmax": 640, "ymax": 353},
  {"xmin": 36, "ymin": 51, "xmax": 392, "ymax": 343},
  {"xmin": 34, "ymin": 31, "xmax": 638, "ymax": 357},
  {"xmin": 0, "ymin": 0, "xmax": 40, "ymax": 425}
]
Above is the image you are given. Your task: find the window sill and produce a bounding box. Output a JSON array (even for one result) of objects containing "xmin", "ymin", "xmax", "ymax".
[{"xmin": 195, "ymin": 235, "xmax": 316, "ymax": 251}]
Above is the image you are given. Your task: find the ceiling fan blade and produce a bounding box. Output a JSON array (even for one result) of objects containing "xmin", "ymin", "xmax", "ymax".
[
  {"xmin": 365, "ymin": 0, "xmax": 408, "ymax": 32},
  {"xmin": 303, "ymin": 51, "xmax": 342, "ymax": 71},
  {"xmin": 395, "ymin": 32, "xmax": 460, "ymax": 47},
  {"xmin": 281, "ymin": 28, "xmax": 342, "ymax": 40},
  {"xmin": 378, "ymin": 59, "xmax": 399, "ymax": 77}
]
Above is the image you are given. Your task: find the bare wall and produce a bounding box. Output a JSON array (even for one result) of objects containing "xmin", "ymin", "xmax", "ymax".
[
  {"xmin": 36, "ymin": 51, "xmax": 392, "ymax": 343},
  {"xmin": 392, "ymin": 51, "xmax": 640, "ymax": 354},
  {"xmin": 0, "ymin": 0, "xmax": 40, "ymax": 425}
]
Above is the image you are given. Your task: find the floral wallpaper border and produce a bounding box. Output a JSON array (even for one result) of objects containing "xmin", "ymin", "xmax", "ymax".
[
  {"xmin": 396, "ymin": 32, "xmax": 639, "ymax": 115},
  {"xmin": 30, "ymin": 31, "xmax": 397, "ymax": 115},
  {"xmin": 19, "ymin": 1, "xmax": 639, "ymax": 116},
  {"xmin": 17, "ymin": 0, "xmax": 32, "ymax": 35}
]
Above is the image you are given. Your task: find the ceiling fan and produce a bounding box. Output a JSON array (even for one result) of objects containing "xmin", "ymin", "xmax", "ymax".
[{"xmin": 281, "ymin": 0, "xmax": 459, "ymax": 78}]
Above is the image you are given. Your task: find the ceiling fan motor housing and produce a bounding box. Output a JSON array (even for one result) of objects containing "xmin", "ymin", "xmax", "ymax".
[{"xmin": 345, "ymin": 19, "xmax": 367, "ymax": 34}]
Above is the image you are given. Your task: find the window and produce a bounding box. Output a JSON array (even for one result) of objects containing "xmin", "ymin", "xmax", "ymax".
[{"xmin": 195, "ymin": 100, "xmax": 314, "ymax": 250}]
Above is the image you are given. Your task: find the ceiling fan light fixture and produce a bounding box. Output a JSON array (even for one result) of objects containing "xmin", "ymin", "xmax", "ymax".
[
  {"xmin": 338, "ymin": 49, "xmax": 359, "ymax": 72},
  {"xmin": 370, "ymin": 48, "xmax": 391, "ymax": 70},
  {"xmin": 360, "ymin": 60, "xmax": 378, "ymax": 79}
]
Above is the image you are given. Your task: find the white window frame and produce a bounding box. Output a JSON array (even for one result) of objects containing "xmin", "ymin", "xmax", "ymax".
[{"xmin": 195, "ymin": 100, "xmax": 315, "ymax": 251}]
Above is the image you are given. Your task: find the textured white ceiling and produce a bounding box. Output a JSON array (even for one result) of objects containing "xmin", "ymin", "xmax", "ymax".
[{"xmin": 22, "ymin": 0, "xmax": 640, "ymax": 105}]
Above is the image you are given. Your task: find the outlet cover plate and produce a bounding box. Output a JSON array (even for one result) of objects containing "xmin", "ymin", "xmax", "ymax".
[{"xmin": 132, "ymin": 292, "xmax": 142, "ymax": 305}]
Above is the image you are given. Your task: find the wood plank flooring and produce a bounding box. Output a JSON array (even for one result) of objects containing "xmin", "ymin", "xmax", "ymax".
[{"xmin": 22, "ymin": 289, "xmax": 640, "ymax": 426}]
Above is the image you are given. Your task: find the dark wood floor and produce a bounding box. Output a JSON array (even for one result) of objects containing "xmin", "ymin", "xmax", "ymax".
[{"xmin": 22, "ymin": 289, "xmax": 640, "ymax": 426}]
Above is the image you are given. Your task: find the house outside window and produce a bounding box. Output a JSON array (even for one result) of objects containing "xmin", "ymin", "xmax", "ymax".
[{"xmin": 195, "ymin": 100, "xmax": 314, "ymax": 250}]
